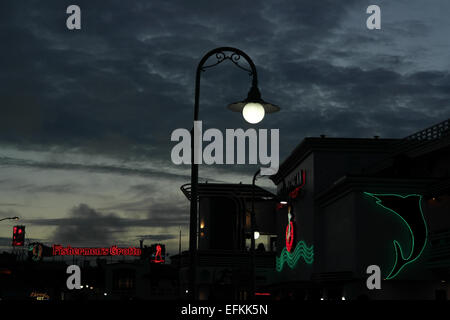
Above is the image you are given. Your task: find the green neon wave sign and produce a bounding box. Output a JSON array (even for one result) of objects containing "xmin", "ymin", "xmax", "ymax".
[
  {"xmin": 364, "ymin": 192, "xmax": 428, "ymax": 280},
  {"xmin": 276, "ymin": 240, "xmax": 314, "ymax": 272}
]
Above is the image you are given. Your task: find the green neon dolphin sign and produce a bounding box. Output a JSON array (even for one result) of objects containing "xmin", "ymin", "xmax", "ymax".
[{"xmin": 364, "ymin": 192, "xmax": 428, "ymax": 280}]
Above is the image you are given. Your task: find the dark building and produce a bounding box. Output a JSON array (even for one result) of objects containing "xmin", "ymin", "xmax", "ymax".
[
  {"xmin": 173, "ymin": 183, "xmax": 279, "ymax": 299},
  {"xmin": 269, "ymin": 118, "xmax": 450, "ymax": 300},
  {"xmin": 0, "ymin": 251, "xmax": 67, "ymax": 301},
  {"xmin": 103, "ymin": 261, "xmax": 178, "ymax": 300},
  {"xmin": 0, "ymin": 251, "xmax": 179, "ymax": 301},
  {"xmin": 175, "ymin": 118, "xmax": 450, "ymax": 300}
]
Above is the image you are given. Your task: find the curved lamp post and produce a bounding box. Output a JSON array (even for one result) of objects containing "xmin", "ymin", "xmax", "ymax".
[{"xmin": 189, "ymin": 47, "xmax": 279, "ymax": 299}]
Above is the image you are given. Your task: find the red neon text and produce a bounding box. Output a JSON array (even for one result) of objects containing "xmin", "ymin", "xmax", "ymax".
[{"xmin": 52, "ymin": 245, "xmax": 141, "ymax": 256}]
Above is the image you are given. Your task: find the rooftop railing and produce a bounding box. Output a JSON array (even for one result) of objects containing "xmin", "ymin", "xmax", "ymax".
[{"xmin": 403, "ymin": 118, "xmax": 449, "ymax": 141}]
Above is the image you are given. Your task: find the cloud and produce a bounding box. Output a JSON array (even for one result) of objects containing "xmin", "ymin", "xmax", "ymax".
[
  {"xmin": 0, "ymin": 209, "xmax": 20, "ymax": 217},
  {"xmin": 27, "ymin": 202, "xmax": 188, "ymax": 241},
  {"xmin": 0, "ymin": 0, "xmax": 373, "ymax": 163},
  {"xmin": 1, "ymin": 0, "xmax": 448, "ymax": 171},
  {"xmin": 136, "ymin": 234, "xmax": 177, "ymax": 242},
  {"xmin": 49, "ymin": 203, "xmax": 125, "ymax": 246},
  {"xmin": 0, "ymin": 156, "xmax": 191, "ymax": 180},
  {"xmin": 0, "ymin": 203, "xmax": 25, "ymax": 207},
  {"xmin": 11, "ymin": 183, "xmax": 79, "ymax": 195}
]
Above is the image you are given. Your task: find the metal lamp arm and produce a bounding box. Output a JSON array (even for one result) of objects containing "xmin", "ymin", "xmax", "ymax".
[{"xmin": 194, "ymin": 47, "xmax": 259, "ymax": 120}]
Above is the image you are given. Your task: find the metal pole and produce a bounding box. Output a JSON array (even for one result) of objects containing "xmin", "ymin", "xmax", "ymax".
[
  {"xmin": 179, "ymin": 226, "xmax": 182, "ymax": 257},
  {"xmin": 188, "ymin": 47, "xmax": 259, "ymax": 300},
  {"xmin": 250, "ymin": 169, "xmax": 260, "ymax": 299}
]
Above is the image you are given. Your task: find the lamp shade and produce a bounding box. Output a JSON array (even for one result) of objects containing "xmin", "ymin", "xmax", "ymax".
[{"xmin": 227, "ymin": 86, "xmax": 280, "ymax": 116}]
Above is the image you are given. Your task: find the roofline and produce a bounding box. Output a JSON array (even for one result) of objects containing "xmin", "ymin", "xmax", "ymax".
[
  {"xmin": 270, "ymin": 137, "xmax": 398, "ymax": 184},
  {"xmin": 272, "ymin": 119, "xmax": 450, "ymax": 184},
  {"xmin": 180, "ymin": 182, "xmax": 276, "ymax": 201}
]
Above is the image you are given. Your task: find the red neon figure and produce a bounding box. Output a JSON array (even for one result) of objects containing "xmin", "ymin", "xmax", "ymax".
[
  {"xmin": 152, "ymin": 244, "xmax": 164, "ymax": 263},
  {"xmin": 155, "ymin": 245, "xmax": 161, "ymax": 260},
  {"xmin": 286, "ymin": 222, "xmax": 294, "ymax": 252},
  {"xmin": 285, "ymin": 206, "xmax": 295, "ymax": 252}
]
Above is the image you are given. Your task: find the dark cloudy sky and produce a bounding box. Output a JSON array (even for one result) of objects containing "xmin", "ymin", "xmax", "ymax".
[{"xmin": 1, "ymin": 0, "xmax": 450, "ymax": 254}]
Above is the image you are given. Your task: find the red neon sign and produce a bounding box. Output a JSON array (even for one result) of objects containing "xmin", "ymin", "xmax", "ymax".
[
  {"xmin": 288, "ymin": 170, "xmax": 306, "ymax": 199},
  {"xmin": 285, "ymin": 221, "xmax": 294, "ymax": 252},
  {"xmin": 277, "ymin": 171, "xmax": 305, "ymax": 254},
  {"xmin": 52, "ymin": 245, "xmax": 141, "ymax": 256},
  {"xmin": 151, "ymin": 244, "xmax": 165, "ymax": 263},
  {"xmin": 276, "ymin": 170, "xmax": 306, "ymax": 211},
  {"xmin": 153, "ymin": 245, "xmax": 163, "ymax": 263},
  {"xmin": 12, "ymin": 226, "xmax": 25, "ymax": 246}
]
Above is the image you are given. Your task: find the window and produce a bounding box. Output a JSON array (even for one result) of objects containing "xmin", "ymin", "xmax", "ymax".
[{"xmin": 113, "ymin": 268, "xmax": 135, "ymax": 290}]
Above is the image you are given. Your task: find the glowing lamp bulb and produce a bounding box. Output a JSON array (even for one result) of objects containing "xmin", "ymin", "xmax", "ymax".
[
  {"xmin": 254, "ymin": 231, "xmax": 260, "ymax": 240},
  {"xmin": 242, "ymin": 102, "xmax": 265, "ymax": 124}
]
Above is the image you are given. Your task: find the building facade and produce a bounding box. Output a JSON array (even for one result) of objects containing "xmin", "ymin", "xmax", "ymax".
[
  {"xmin": 269, "ymin": 119, "xmax": 450, "ymax": 300},
  {"xmin": 175, "ymin": 183, "xmax": 279, "ymax": 299}
]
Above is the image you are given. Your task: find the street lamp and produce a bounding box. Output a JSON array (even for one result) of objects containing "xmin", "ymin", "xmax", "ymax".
[
  {"xmin": 227, "ymin": 85, "xmax": 279, "ymax": 124},
  {"xmin": 189, "ymin": 47, "xmax": 279, "ymax": 299},
  {"xmin": 0, "ymin": 216, "xmax": 19, "ymax": 222}
]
